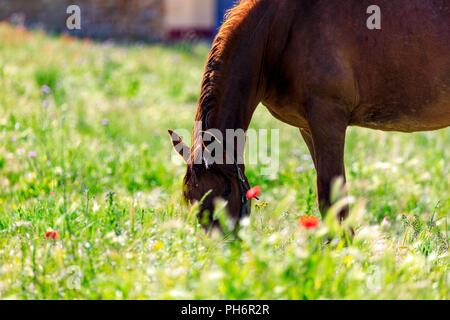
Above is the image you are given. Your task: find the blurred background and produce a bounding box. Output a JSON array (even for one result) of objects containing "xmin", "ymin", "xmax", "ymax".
[
  {"xmin": 0, "ymin": 0, "xmax": 448, "ymax": 300},
  {"xmin": 0, "ymin": 0, "xmax": 236, "ymax": 41}
]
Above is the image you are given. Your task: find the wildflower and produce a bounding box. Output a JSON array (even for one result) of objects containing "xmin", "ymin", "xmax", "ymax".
[
  {"xmin": 102, "ymin": 118, "xmax": 109, "ymax": 126},
  {"xmin": 41, "ymin": 85, "xmax": 51, "ymax": 94},
  {"xmin": 92, "ymin": 202, "xmax": 100, "ymax": 213},
  {"xmin": 42, "ymin": 100, "xmax": 49, "ymax": 108},
  {"xmin": 296, "ymin": 166, "xmax": 304, "ymax": 173},
  {"xmin": 45, "ymin": 230, "xmax": 60, "ymax": 239},
  {"xmin": 381, "ymin": 216, "xmax": 391, "ymax": 229},
  {"xmin": 246, "ymin": 186, "xmax": 261, "ymax": 199},
  {"xmin": 255, "ymin": 201, "xmax": 270, "ymax": 209},
  {"xmin": 50, "ymin": 191, "xmax": 55, "ymax": 196},
  {"xmin": 299, "ymin": 215, "xmax": 319, "ymax": 229},
  {"xmin": 343, "ymin": 255, "xmax": 354, "ymax": 267},
  {"xmin": 154, "ymin": 241, "xmax": 163, "ymax": 251},
  {"xmin": 169, "ymin": 55, "xmax": 181, "ymax": 64},
  {"xmin": 424, "ymin": 213, "xmax": 431, "ymax": 219},
  {"xmin": 407, "ymin": 215, "xmax": 414, "ymax": 222},
  {"xmin": 302, "ymin": 155, "xmax": 312, "ymax": 161},
  {"xmin": 28, "ymin": 151, "xmax": 37, "ymax": 158}
]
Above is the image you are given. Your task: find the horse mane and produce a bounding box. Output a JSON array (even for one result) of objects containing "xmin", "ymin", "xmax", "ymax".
[
  {"xmin": 192, "ymin": 0, "xmax": 262, "ymax": 165},
  {"xmin": 196, "ymin": 0, "xmax": 260, "ymax": 129}
]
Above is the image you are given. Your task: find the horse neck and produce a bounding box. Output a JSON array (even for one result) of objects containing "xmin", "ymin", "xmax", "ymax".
[
  {"xmin": 192, "ymin": 5, "xmax": 274, "ymax": 163},
  {"xmin": 192, "ymin": 51, "xmax": 259, "ymax": 165},
  {"xmin": 196, "ymin": 48, "xmax": 262, "ymax": 131}
]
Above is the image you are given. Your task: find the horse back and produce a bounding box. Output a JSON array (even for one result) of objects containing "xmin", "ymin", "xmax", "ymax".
[{"xmin": 265, "ymin": 0, "xmax": 450, "ymax": 132}]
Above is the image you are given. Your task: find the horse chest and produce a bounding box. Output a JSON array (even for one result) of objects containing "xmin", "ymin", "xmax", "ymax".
[{"xmin": 261, "ymin": 98, "xmax": 309, "ymax": 129}]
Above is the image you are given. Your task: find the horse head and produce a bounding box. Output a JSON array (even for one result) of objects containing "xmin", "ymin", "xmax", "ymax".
[{"xmin": 168, "ymin": 130, "xmax": 250, "ymax": 228}]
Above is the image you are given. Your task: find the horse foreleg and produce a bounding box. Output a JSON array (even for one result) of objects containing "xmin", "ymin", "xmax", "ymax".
[
  {"xmin": 306, "ymin": 98, "xmax": 349, "ymax": 221},
  {"xmin": 300, "ymin": 128, "xmax": 317, "ymax": 168}
]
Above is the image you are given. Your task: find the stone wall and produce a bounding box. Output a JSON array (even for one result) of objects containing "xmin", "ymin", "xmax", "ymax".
[{"xmin": 0, "ymin": 0, "xmax": 165, "ymax": 41}]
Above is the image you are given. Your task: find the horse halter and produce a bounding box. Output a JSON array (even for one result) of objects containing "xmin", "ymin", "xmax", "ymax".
[
  {"xmin": 199, "ymin": 129, "xmax": 253, "ymax": 220},
  {"xmin": 233, "ymin": 159, "xmax": 252, "ymax": 220}
]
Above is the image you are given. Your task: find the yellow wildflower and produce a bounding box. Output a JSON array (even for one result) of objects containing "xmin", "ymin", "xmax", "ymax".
[
  {"xmin": 154, "ymin": 241, "xmax": 163, "ymax": 251},
  {"xmin": 343, "ymin": 255, "xmax": 354, "ymax": 267}
]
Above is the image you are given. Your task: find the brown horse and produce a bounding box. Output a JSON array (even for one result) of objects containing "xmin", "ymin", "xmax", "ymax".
[{"xmin": 169, "ymin": 0, "xmax": 450, "ymax": 226}]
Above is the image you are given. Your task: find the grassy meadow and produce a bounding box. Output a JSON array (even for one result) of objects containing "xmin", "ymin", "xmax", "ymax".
[{"xmin": 0, "ymin": 24, "xmax": 448, "ymax": 299}]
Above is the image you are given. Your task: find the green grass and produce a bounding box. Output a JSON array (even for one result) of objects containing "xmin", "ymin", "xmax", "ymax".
[{"xmin": 0, "ymin": 24, "xmax": 448, "ymax": 299}]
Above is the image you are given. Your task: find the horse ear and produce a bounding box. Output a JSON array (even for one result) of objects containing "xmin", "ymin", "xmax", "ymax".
[{"xmin": 168, "ymin": 130, "xmax": 191, "ymax": 164}]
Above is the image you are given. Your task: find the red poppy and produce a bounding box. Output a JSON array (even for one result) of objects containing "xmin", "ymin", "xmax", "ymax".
[
  {"xmin": 299, "ymin": 215, "xmax": 320, "ymax": 229},
  {"xmin": 246, "ymin": 186, "xmax": 261, "ymax": 199},
  {"xmin": 45, "ymin": 230, "xmax": 60, "ymax": 239}
]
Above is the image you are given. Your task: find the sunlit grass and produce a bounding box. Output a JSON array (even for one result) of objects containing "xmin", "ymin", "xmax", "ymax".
[{"xmin": 0, "ymin": 24, "xmax": 448, "ymax": 299}]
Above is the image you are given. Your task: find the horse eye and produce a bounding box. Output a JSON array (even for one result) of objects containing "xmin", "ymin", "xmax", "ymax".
[{"xmin": 222, "ymin": 185, "xmax": 231, "ymax": 198}]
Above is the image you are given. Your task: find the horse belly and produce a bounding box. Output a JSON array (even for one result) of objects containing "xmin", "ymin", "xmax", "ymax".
[
  {"xmin": 350, "ymin": 48, "xmax": 450, "ymax": 132},
  {"xmin": 352, "ymin": 92, "xmax": 450, "ymax": 132}
]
